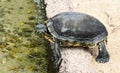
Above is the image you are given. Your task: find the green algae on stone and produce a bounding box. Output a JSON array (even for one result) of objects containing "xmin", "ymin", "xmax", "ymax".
[{"xmin": 0, "ymin": 0, "xmax": 48, "ymax": 73}]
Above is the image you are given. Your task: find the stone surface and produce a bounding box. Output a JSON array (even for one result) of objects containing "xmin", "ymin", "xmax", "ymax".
[{"xmin": 45, "ymin": 0, "xmax": 120, "ymax": 73}]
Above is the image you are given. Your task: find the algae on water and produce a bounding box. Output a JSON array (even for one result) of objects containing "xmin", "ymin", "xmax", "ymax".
[{"xmin": 0, "ymin": 0, "xmax": 48, "ymax": 73}]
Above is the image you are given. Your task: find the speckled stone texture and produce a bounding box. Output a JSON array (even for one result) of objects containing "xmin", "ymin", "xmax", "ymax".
[{"xmin": 45, "ymin": 0, "xmax": 120, "ymax": 73}]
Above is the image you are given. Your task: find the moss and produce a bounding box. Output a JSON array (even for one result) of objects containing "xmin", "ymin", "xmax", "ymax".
[{"xmin": 0, "ymin": 0, "xmax": 48, "ymax": 73}]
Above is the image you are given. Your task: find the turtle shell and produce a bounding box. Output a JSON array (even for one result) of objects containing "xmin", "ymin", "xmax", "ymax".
[{"xmin": 47, "ymin": 12, "xmax": 108, "ymax": 44}]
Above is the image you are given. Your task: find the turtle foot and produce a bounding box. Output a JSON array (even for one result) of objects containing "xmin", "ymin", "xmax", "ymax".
[
  {"xmin": 35, "ymin": 24, "xmax": 47, "ymax": 34},
  {"xmin": 96, "ymin": 54, "xmax": 109, "ymax": 63}
]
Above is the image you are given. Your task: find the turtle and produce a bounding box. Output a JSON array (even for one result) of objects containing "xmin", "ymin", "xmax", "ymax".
[{"xmin": 35, "ymin": 12, "xmax": 109, "ymax": 70}]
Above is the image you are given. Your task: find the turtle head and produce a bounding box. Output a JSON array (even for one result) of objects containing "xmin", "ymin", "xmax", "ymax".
[{"xmin": 35, "ymin": 23, "xmax": 47, "ymax": 34}]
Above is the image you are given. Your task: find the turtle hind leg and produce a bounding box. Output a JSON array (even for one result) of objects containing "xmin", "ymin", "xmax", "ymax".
[{"xmin": 96, "ymin": 41, "xmax": 109, "ymax": 63}]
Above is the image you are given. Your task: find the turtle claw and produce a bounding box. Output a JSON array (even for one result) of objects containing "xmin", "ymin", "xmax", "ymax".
[
  {"xmin": 38, "ymin": 31, "xmax": 42, "ymax": 34},
  {"xmin": 35, "ymin": 30, "xmax": 39, "ymax": 33},
  {"xmin": 35, "ymin": 30, "xmax": 41, "ymax": 34},
  {"xmin": 35, "ymin": 28, "xmax": 44, "ymax": 34}
]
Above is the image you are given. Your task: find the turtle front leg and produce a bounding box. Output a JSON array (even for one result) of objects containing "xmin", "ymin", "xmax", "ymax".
[
  {"xmin": 96, "ymin": 41, "xmax": 109, "ymax": 63},
  {"xmin": 53, "ymin": 39, "xmax": 62, "ymax": 71}
]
